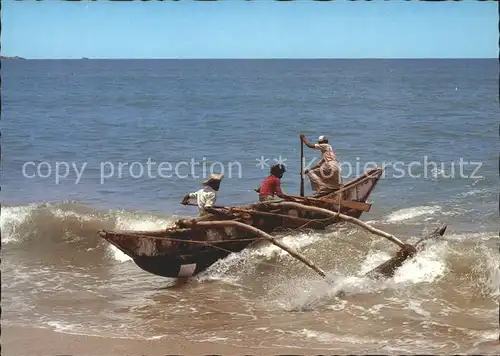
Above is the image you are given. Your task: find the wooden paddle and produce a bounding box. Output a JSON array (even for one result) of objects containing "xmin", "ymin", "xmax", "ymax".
[{"xmin": 300, "ymin": 133, "xmax": 305, "ymax": 197}]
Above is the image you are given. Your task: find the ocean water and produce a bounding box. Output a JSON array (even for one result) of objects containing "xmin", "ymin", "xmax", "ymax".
[{"xmin": 2, "ymin": 59, "xmax": 499, "ymax": 353}]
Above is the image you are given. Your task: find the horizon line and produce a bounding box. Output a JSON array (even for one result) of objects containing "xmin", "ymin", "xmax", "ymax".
[{"xmin": 1, "ymin": 57, "xmax": 497, "ymax": 60}]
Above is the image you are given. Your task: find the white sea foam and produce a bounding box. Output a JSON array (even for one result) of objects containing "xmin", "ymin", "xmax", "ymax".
[
  {"xmin": 198, "ymin": 231, "xmax": 326, "ymax": 281},
  {"xmin": 298, "ymin": 328, "xmax": 337, "ymax": 343},
  {"xmin": 391, "ymin": 241, "xmax": 448, "ymax": 285},
  {"xmin": 253, "ymin": 231, "xmax": 324, "ymax": 258},
  {"xmin": 385, "ymin": 205, "xmax": 442, "ymax": 222},
  {"xmin": 114, "ymin": 213, "xmax": 173, "ymax": 232},
  {"xmin": 444, "ymin": 231, "xmax": 497, "ymax": 243},
  {"xmin": 358, "ymin": 250, "xmax": 393, "ymax": 275},
  {"xmin": 456, "ymin": 188, "xmax": 494, "ymax": 198},
  {"xmin": 298, "ymin": 328, "xmax": 379, "ymax": 346},
  {"xmin": 45, "ymin": 320, "xmax": 149, "ymax": 340},
  {"xmin": 1, "ymin": 205, "xmax": 36, "ymax": 243},
  {"xmin": 276, "ymin": 237, "xmax": 452, "ymax": 312},
  {"xmin": 475, "ymin": 246, "xmax": 500, "ymax": 297},
  {"xmin": 51, "ymin": 208, "xmax": 95, "ymax": 222},
  {"xmin": 406, "ymin": 299, "xmax": 431, "ymax": 318},
  {"xmin": 47, "ymin": 320, "xmax": 85, "ymax": 334}
]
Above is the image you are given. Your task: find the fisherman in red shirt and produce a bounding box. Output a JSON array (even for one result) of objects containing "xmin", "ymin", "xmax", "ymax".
[{"xmin": 255, "ymin": 164, "xmax": 287, "ymax": 202}]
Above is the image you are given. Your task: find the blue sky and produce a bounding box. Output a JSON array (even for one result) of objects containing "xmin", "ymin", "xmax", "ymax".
[{"xmin": 2, "ymin": 0, "xmax": 497, "ymax": 59}]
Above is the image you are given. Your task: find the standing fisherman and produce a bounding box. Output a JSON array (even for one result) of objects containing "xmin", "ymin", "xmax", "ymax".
[{"xmin": 300, "ymin": 133, "xmax": 342, "ymax": 197}]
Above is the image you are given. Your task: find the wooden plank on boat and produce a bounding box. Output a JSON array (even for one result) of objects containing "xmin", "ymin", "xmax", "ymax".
[
  {"xmin": 318, "ymin": 196, "xmax": 371, "ymax": 212},
  {"xmin": 285, "ymin": 195, "xmax": 371, "ymax": 212}
]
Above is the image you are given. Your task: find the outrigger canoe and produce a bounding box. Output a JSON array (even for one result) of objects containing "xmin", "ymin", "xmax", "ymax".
[{"xmin": 98, "ymin": 167, "xmax": 384, "ymax": 278}]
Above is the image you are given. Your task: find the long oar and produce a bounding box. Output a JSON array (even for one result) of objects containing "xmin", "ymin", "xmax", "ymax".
[{"xmin": 300, "ymin": 133, "xmax": 305, "ymax": 197}]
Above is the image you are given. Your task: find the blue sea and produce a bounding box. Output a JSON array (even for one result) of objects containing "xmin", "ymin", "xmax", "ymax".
[{"xmin": 2, "ymin": 59, "xmax": 498, "ymax": 353}]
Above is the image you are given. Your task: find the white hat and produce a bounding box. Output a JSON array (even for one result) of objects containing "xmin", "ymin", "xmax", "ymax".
[
  {"xmin": 202, "ymin": 173, "xmax": 224, "ymax": 185},
  {"xmin": 318, "ymin": 135, "xmax": 327, "ymax": 142}
]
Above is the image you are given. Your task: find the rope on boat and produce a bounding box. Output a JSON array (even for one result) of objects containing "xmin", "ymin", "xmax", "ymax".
[{"xmin": 133, "ymin": 234, "xmax": 264, "ymax": 245}]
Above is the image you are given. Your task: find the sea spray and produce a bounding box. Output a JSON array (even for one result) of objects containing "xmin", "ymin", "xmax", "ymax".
[{"xmin": 386, "ymin": 205, "xmax": 442, "ymax": 223}]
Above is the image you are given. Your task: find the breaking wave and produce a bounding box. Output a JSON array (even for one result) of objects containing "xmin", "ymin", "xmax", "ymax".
[
  {"xmin": 1, "ymin": 201, "xmax": 177, "ymax": 263},
  {"xmin": 2, "ymin": 201, "xmax": 497, "ymax": 289}
]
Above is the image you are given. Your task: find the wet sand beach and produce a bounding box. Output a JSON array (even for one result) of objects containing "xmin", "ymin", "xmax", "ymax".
[
  {"xmin": 4, "ymin": 325, "xmax": 500, "ymax": 356},
  {"xmin": 2, "ymin": 325, "xmax": 337, "ymax": 356}
]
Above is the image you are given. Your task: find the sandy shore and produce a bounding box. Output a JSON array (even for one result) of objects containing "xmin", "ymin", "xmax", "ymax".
[
  {"xmin": 3, "ymin": 325, "xmax": 499, "ymax": 355},
  {"xmin": 1, "ymin": 325, "xmax": 329, "ymax": 356}
]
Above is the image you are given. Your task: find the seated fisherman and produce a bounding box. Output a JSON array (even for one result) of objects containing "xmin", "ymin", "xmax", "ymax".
[
  {"xmin": 255, "ymin": 164, "xmax": 287, "ymax": 202},
  {"xmin": 181, "ymin": 173, "xmax": 224, "ymax": 216},
  {"xmin": 300, "ymin": 133, "xmax": 342, "ymax": 197}
]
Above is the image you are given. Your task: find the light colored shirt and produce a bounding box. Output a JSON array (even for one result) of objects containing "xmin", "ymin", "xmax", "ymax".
[
  {"xmin": 189, "ymin": 186, "xmax": 217, "ymax": 216},
  {"xmin": 314, "ymin": 143, "xmax": 337, "ymax": 162}
]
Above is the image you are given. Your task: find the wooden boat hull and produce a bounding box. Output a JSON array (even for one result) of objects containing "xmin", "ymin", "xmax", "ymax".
[
  {"xmin": 134, "ymin": 249, "xmax": 238, "ymax": 278},
  {"xmin": 98, "ymin": 167, "xmax": 384, "ymax": 278}
]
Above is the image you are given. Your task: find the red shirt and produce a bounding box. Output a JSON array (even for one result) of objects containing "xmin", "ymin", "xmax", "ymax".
[{"xmin": 259, "ymin": 175, "xmax": 283, "ymax": 197}]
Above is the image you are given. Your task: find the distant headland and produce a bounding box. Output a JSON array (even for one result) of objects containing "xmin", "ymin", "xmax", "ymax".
[{"xmin": 0, "ymin": 55, "xmax": 26, "ymax": 60}]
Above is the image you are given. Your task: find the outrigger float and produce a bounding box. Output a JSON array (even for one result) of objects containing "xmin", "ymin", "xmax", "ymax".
[{"xmin": 98, "ymin": 138, "xmax": 447, "ymax": 282}]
